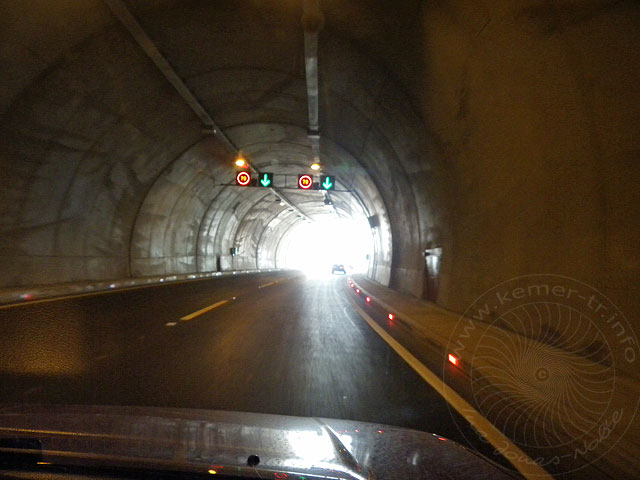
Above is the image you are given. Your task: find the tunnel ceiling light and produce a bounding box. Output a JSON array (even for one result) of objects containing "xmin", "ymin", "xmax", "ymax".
[
  {"xmin": 310, "ymin": 162, "xmax": 321, "ymax": 171},
  {"xmin": 235, "ymin": 155, "xmax": 247, "ymax": 167},
  {"xmin": 448, "ymin": 354, "xmax": 459, "ymax": 366}
]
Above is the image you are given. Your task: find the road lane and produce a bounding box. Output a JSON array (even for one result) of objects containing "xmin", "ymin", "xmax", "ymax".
[
  {"xmin": 0, "ymin": 271, "xmax": 296, "ymax": 400},
  {"xmin": 0, "ymin": 272, "xmax": 511, "ymax": 468}
]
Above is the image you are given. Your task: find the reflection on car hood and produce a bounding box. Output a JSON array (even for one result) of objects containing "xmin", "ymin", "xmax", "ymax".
[{"xmin": 0, "ymin": 405, "xmax": 520, "ymax": 480}]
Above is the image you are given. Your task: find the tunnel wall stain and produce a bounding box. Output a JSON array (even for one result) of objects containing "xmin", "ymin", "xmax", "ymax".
[{"xmin": 418, "ymin": 0, "xmax": 640, "ymax": 323}]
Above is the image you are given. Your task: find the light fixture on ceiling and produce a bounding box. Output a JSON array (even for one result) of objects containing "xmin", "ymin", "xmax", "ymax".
[
  {"xmin": 235, "ymin": 154, "xmax": 247, "ymax": 167},
  {"xmin": 310, "ymin": 162, "xmax": 320, "ymax": 171}
]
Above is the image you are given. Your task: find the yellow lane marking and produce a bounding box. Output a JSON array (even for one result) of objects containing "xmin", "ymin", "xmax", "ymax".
[
  {"xmin": 258, "ymin": 281, "xmax": 277, "ymax": 289},
  {"xmin": 348, "ymin": 297, "xmax": 554, "ymax": 480},
  {"xmin": 180, "ymin": 299, "xmax": 229, "ymax": 321}
]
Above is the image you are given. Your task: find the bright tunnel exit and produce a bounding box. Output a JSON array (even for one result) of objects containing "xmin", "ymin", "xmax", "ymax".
[{"xmin": 279, "ymin": 216, "xmax": 374, "ymax": 277}]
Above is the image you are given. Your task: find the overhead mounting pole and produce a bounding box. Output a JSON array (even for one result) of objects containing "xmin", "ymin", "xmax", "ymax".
[{"xmin": 302, "ymin": 0, "xmax": 324, "ymax": 163}]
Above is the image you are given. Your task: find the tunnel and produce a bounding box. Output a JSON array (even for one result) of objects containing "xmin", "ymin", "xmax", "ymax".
[
  {"xmin": 2, "ymin": 0, "xmax": 638, "ymax": 310},
  {"xmin": 1, "ymin": 1, "xmax": 639, "ymax": 479}
]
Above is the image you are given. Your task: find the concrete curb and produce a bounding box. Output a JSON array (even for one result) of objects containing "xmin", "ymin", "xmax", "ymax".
[{"xmin": 0, "ymin": 268, "xmax": 293, "ymax": 306}]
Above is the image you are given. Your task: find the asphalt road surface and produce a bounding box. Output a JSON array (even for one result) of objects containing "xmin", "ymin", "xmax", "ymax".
[{"xmin": 0, "ymin": 272, "xmax": 508, "ymax": 467}]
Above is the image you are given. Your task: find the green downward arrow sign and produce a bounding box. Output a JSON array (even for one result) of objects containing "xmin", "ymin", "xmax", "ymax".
[
  {"xmin": 260, "ymin": 174, "xmax": 271, "ymax": 187},
  {"xmin": 322, "ymin": 178, "xmax": 333, "ymax": 189}
]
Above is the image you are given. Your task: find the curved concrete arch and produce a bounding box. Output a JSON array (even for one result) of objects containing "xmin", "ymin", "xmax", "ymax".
[
  {"xmin": 0, "ymin": 19, "xmax": 204, "ymax": 285},
  {"xmin": 179, "ymin": 29, "xmax": 432, "ymax": 290},
  {"xmin": 230, "ymin": 190, "xmax": 280, "ymax": 264},
  {"xmin": 128, "ymin": 135, "xmax": 233, "ymax": 276},
  {"xmin": 255, "ymin": 206, "xmax": 296, "ymax": 268},
  {"xmin": 203, "ymin": 189, "xmax": 260, "ymax": 271},
  {"xmin": 211, "ymin": 63, "xmax": 429, "ymax": 290}
]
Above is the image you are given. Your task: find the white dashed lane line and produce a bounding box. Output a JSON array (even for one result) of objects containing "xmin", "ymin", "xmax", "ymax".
[{"xmin": 180, "ymin": 299, "xmax": 230, "ymax": 322}]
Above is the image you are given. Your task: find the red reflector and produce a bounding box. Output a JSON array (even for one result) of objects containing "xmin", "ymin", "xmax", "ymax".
[
  {"xmin": 448, "ymin": 354, "xmax": 458, "ymax": 366},
  {"xmin": 365, "ymin": 296, "xmax": 371, "ymax": 303},
  {"xmin": 388, "ymin": 313, "xmax": 394, "ymax": 320},
  {"xmin": 355, "ymin": 288, "xmax": 360, "ymax": 294}
]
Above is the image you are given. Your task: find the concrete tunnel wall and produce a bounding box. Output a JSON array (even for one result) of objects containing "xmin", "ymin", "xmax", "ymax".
[
  {"xmin": 1, "ymin": 0, "xmax": 639, "ymax": 340},
  {"xmin": 0, "ymin": 0, "xmax": 407, "ymax": 289},
  {"xmin": 416, "ymin": 1, "xmax": 640, "ymax": 323}
]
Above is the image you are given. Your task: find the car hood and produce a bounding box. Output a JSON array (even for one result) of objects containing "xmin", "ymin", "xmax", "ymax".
[{"xmin": 0, "ymin": 405, "xmax": 520, "ymax": 480}]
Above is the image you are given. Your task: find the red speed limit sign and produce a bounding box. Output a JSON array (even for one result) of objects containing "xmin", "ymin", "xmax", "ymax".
[
  {"xmin": 236, "ymin": 171, "xmax": 252, "ymax": 186},
  {"xmin": 298, "ymin": 174, "xmax": 313, "ymax": 189}
]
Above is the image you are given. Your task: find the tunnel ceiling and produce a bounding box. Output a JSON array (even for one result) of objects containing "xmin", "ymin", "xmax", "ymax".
[{"xmin": 0, "ymin": 0, "xmax": 429, "ymax": 290}]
